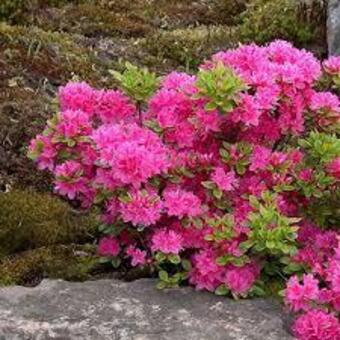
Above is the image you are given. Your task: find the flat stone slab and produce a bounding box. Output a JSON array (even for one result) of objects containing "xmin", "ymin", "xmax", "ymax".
[{"xmin": 0, "ymin": 279, "xmax": 293, "ymax": 340}]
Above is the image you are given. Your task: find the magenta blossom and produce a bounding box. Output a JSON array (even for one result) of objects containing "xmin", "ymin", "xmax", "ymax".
[
  {"xmin": 151, "ymin": 229, "xmax": 183, "ymax": 254},
  {"xmin": 211, "ymin": 167, "xmax": 238, "ymax": 192},
  {"xmin": 293, "ymin": 309, "xmax": 340, "ymax": 340},
  {"xmin": 126, "ymin": 246, "xmax": 147, "ymax": 266},
  {"xmin": 98, "ymin": 236, "xmax": 120, "ymax": 257},
  {"xmin": 285, "ymin": 274, "xmax": 320, "ymax": 312}
]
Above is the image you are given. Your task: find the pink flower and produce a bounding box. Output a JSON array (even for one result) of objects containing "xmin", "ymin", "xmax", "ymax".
[
  {"xmin": 230, "ymin": 94, "xmax": 262, "ymax": 127},
  {"xmin": 54, "ymin": 161, "xmax": 87, "ymax": 199},
  {"xmin": 249, "ymin": 145, "xmax": 271, "ymax": 172},
  {"xmin": 327, "ymin": 157, "xmax": 340, "ymax": 179},
  {"xmin": 328, "ymin": 258, "xmax": 340, "ymax": 293},
  {"xmin": 163, "ymin": 188, "xmax": 202, "ymax": 218},
  {"xmin": 151, "ymin": 229, "xmax": 183, "ymax": 254},
  {"xmin": 29, "ymin": 134, "xmax": 57, "ymax": 171},
  {"xmin": 162, "ymin": 71, "xmax": 196, "ymax": 93},
  {"xmin": 126, "ymin": 246, "xmax": 147, "ymax": 266},
  {"xmin": 92, "ymin": 123, "xmax": 169, "ymax": 188},
  {"xmin": 285, "ymin": 274, "xmax": 320, "ymax": 312},
  {"xmin": 119, "ymin": 189, "xmax": 163, "ymax": 226},
  {"xmin": 98, "ymin": 236, "xmax": 120, "ymax": 257},
  {"xmin": 323, "ymin": 56, "xmax": 340, "ymax": 75},
  {"xmin": 224, "ymin": 263, "xmax": 260, "ymax": 295},
  {"xmin": 298, "ymin": 168, "xmax": 313, "ymax": 182},
  {"xmin": 310, "ymin": 92, "xmax": 340, "ymax": 112},
  {"xmin": 57, "ymin": 109, "xmax": 92, "ymax": 138},
  {"xmin": 95, "ymin": 90, "xmax": 136, "ymax": 124},
  {"xmin": 211, "ymin": 167, "xmax": 238, "ymax": 192},
  {"xmin": 293, "ymin": 309, "xmax": 340, "ymax": 340},
  {"xmin": 59, "ymin": 82, "xmax": 95, "ymax": 115},
  {"xmin": 189, "ymin": 249, "xmax": 223, "ymax": 292}
]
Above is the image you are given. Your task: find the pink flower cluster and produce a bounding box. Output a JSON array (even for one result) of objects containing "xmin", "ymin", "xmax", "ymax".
[
  {"xmin": 30, "ymin": 41, "xmax": 340, "ymax": 340},
  {"xmin": 284, "ymin": 223, "xmax": 340, "ymax": 338}
]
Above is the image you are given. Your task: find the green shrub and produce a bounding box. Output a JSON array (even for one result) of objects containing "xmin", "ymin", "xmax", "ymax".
[{"xmin": 0, "ymin": 189, "xmax": 98, "ymax": 256}]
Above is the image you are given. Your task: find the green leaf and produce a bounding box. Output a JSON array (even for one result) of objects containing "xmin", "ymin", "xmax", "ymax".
[
  {"xmin": 248, "ymin": 195, "xmax": 260, "ymax": 209},
  {"xmin": 159, "ymin": 270, "xmax": 169, "ymax": 282},
  {"xmin": 98, "ymin": 224, "xmax": 107, "ymax": 232},
  {"xmin": 239, "ymin": 240, "xmax": 254, "ymax": 251},
  {"xmin": 250, "ymin": 285, "xmax": 266, "ymax": 297},
  {"xmin": 192, "ymin": 217, "xmax": 203, "ymax": 229},
  {"xmin": 204, "ymin": 234, "xmax": 214, "ymax": 241},
  {"xmin": 156, "ymin": 281, "xmax": 167, "ymax": 289},
  {"xmin": 215, "ymin": 284, "xmax": 229, "ymax": 296},
  {"xmin": 235, "ymin": 163, "xmax": 246, "ymax": 175},
  {"xmin": 265, "ymin": 241, "xmax": 276, "ymax": 249},
  {"xmin": 216, "ymin": 255, "xmax": 231, "ymax": 266},
  {"xmin": 213, "ymin": 188, "xmax": 223, "ymax": 200},
  {"xmin": 181, "ymin": 259, "xmax": 192, "ymax": 271},
  {"xmin": 99, "ymin": 257, "xmax": 110, "ymax": 264},
  {"xmin": 155, "ymin": 252, "xmax": 166, "ymax": 263},
  {"xmin": 168, "ymin": 254, "xmax": 181, "ymax": 265},
  {"xmin": 111, "ymin": 257, "xmax": 121, "ymax": 268},
  {"xmin": 219, "ymin": 148, "xmax": 229, "ymax": 159},
  {"xmin": 201, "ymin": 181, "xmax": 215, "ymax": 190},
  {"xmin": 283, "ymin": 262, "xmax": 303, "ymax": 274},
  {"xmin": 205, "ymin": 102, "xmax": 218, "ymax": 111}
]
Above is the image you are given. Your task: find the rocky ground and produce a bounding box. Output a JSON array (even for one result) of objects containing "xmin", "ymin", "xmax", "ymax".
[{"xmin": 0, "ymin": 279, "xmax": 294, "ymax": 340}]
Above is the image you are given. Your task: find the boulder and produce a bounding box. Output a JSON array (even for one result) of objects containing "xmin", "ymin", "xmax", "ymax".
[
  {"xmin": 0, "ymin": 279, "xmax": 293, "ymax": 340},
  {"xmin": 328, "ymin": 0, "xmax": 340, "ymax": 55}
]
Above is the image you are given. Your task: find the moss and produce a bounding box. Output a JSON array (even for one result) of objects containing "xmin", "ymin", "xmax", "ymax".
[
  {"xmin": 0, "ymin": 189, "xmax": 98, "ymax": 257},
  {"xmin": 0, "ymin": 244, "xmax": 99, "ymax": 286},
  {"xmin": 0, "ymin": 22, "xmax": 114, "ymax": 189},
  {"xmin": 96, "ymin": 0, "xmax": 246, "ymax": 29},
  {"xmin": 0, "ymin": 23, "xmax": 110, "ymax": 85},
  {"xmin": 142, "ymin": 25, "xmax": 238, "ymax": 71},
  {"xmin": 0, "ymin": 83, "xmax": 53, "ymax": 190},
  {"xmin": 25, "ymin": 3, "xmax": 153, "ymax": 39},
  {"xmin": 0, "ymin": 0, "xmax": 82, "ymax": 22},
  {"xmin": 3, "ymin": 0, "xmax": 245, "ymax": 34}
]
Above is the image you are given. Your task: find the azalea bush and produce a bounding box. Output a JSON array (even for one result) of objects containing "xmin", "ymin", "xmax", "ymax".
[{"xmin": 29, "ymin": 41, "xmax": 340, "ymax": 339}]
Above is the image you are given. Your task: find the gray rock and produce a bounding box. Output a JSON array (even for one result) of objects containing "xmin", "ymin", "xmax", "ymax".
[
  {"xmin": 328, "ymin": 0, "xmax": 340, "ymax": 55},
  {"xmin": 0, "ymin": 279, "xmax": 293, "ymax": 340}
]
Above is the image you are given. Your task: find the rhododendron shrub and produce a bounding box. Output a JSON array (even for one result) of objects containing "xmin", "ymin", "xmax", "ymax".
[{"xmin": 29, "ymin": 41, "xmax": 340, "ymax": 339}]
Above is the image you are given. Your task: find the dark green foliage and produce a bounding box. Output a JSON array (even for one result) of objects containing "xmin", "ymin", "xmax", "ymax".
[{"xmin": 0, "ymin": 189, "xmax": 98, "ymax": 256}]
